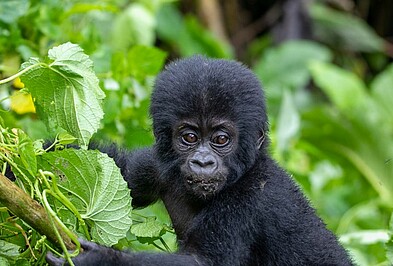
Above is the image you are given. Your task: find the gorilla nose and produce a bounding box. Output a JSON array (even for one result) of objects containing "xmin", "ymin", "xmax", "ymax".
[{"xmin": 189, "ymin": 154, "xmax": 217, "ymax": 174}]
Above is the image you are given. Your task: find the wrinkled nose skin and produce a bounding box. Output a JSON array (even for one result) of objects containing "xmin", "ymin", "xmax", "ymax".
[{"xmin": 189, "ymin": 152, "xmax": 217, "ymax": 176}]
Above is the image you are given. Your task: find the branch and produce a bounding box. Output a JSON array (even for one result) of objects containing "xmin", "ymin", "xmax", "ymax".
[
  {"xmin": 198, "ymin": 0, "xmax": 230, "ymax": 43},
  {"xmin": 0, "ymin": 173, "xmax": 76, "ymax": 250}
]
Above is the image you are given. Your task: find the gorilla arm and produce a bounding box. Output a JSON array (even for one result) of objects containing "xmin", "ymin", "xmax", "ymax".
[
  {"xmin": 46, "ymin": 239, "xmax": 203, "ymax": 266},
  {"xmin": 89, "ymin": 144, "xmax": 161, "ymax": 208}
]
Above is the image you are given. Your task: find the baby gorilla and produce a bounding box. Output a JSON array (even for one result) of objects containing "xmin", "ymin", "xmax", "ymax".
[{"xmin": 47, "ymin": 56, "xmax": 352, "ymax": 265}]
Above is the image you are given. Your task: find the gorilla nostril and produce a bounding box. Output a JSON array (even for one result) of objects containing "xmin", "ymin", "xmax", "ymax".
[{"xmin": 190, "ymin": 159, "xmax": 215, "ymax": 168}]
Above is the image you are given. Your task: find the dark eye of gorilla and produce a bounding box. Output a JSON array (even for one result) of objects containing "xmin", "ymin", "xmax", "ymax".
[
  {"xmin": 182, "ymin": 132, "xmax": 198, "ymax": 144},
  {"xmin": 211, "ymin": 134, "xmax": 229, "ymax": 146}
]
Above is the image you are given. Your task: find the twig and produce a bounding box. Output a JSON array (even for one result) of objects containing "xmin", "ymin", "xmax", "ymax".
[{"xmin": 0, "ymin": 173, "xmax": 76, "ymax": 250}]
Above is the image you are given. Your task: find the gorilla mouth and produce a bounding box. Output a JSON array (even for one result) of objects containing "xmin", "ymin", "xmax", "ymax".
[{"xmin": 185, "ymin": 174, "xmax": 227, "ymax": 198}]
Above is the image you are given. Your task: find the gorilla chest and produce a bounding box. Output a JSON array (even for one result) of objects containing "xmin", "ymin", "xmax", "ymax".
[{"xmin": 161, "ymin": 192, "xmax": 202, "ymax": 241}]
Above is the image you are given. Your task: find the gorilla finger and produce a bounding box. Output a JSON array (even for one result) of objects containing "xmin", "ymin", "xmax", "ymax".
[
  {"xmin": 78, "ymin": 238, "xmax": 100, "ymax": 251},
  {"xmin": 46, "ymin": 252, "xmax": 66, "ymax": 266}
]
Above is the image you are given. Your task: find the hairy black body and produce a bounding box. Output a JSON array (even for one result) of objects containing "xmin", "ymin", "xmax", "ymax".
[{"xmin": 47, "ymin": 56, "xmax": 352, "ymax": 265}]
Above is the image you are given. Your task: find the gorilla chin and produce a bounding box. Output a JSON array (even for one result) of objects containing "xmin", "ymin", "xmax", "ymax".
[
  {"xmin": 181, "ymin": 166, "xmax": 228, "ymax": 200},
  {"xmin": 184, "ymin": 172, "xmax": 228, "ymax": 199}
]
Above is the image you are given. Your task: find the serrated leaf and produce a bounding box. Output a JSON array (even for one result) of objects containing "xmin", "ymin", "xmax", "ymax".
[
  {"xmin": 38, "ymin": 149, "xmax": 132, "ymax": 246},
  {"xmin": 20, "ymin": 42, "xmax": 105, "ymax": 148},
  {"xmin": 131, "ymin": 217, "xmax": 165, "ymax": 238}
]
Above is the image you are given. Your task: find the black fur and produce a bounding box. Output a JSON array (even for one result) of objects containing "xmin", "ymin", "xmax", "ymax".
[{"xmin": 47, "ymin": 56, "xmax": 352, "ymax": 265}]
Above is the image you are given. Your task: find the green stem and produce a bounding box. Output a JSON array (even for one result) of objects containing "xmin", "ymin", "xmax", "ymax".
[
  {"xmin": 159, "ymin": 237, "xmax": 171, "ymax": 252},
  {"xmin": 0, "ymin": 152, "xmax": 33, "ymax": 193},
  {"xmin": 36, "ymin": 179, "xmax": 80, "ymax": 251},
  {"xmin": 40, "ymin": 170, "xmax": 91, "ymax": 240},
  {"xmin": 42, "ymin": 190, "xmax": 76, "ymax": 266},
  {"xmin": 0, "ymin": 63, "xmax": 44, "ymax": 85}
]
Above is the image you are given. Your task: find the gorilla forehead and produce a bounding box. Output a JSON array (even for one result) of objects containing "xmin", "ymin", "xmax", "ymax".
[{"xmin": 151, "ymin": 56, "xmax": 267, "ymax": 132}]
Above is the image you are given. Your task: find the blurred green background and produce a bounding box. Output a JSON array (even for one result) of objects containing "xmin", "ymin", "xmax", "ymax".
[{"xmin": 0, "ymin": 0, "xmax": 392, "ymax": 265}]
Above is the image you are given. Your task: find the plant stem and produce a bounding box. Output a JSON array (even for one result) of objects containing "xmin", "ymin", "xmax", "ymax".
[
  {"xmin": 0, "ymin": 63, "xmax": 45, "ymax": 85},
  {"xmin": 43, "ymin": 190, "xmax": 76, "ymax": 266},
  {"xmin": 40, "ymin": 170, "xmax": 91, "ymax": 240},
  {"xmin": 0, "ymin": 172, "xmax": 76, "ymax": 250}
]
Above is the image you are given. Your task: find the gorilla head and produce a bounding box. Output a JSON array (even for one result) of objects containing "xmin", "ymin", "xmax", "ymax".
[{"xmin": 150, "ymin": 56, "xmax": 268, "ymax": 200}]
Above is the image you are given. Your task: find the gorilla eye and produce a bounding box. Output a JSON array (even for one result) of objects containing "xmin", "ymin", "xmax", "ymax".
[
  {"xmin": 212, "ymin": 134, "xmax": 229, "ymax": 146},
  {"xmin": 182, "ymin": 133, "xmax": 198, "ymax": 144}
]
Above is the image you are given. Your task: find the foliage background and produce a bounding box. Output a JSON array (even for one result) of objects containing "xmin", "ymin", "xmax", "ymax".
[{"xmin": 0, "ymin": 0, "xmax": 392, "ymax": 265}]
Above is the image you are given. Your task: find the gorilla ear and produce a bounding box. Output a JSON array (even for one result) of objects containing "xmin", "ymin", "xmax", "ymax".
[{"xmin": 257, "ymin": 130, "xmax": 265, "ymax": 150}]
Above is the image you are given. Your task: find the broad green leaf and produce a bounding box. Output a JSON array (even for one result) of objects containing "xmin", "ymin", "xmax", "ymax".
[
  {"xmin": 156, "ymin": 5, "xmax": 232, "ymax": 58},
  {"xmin": 0, "ymin": 0, "xmax": 29, "ymax": 24},
  {"xmin": 309, "ymin": 161, "xmax": 342, "ymax": 193},
  {"xmin": 128, "ymin": 46, "xmax": 167, "ymax": 80},
  {"xmin": 112, "ymin": 3, "xmax": 156, "ymax": 50},
  {"xmin": 309, "ymin": 3, "xmax": 384, "ymax": 52},
  {"xmin": 370, "ymin": 63, "xmax": 393, "ymax": 127},
  {"xmin": 301, "ymin": 107, "xmax": 393, "ymax": 204},
  {"xmin": 276, "ymin": 90, "xmax": 300, "ymax": 152},
  {"xmin": 20, "ymin": 42, "xmax": 105, "ymax": 148},
  {"xmin": 309, "ymin": 61, "xmax": 367, "ymax": 113},
  {"xmin": 156, "ymin": 4, "xmax": 184, "ymax": 42},
  {"xmin": 0, "ymin": 258, "xmax": 9, "ymax": 266},
  {"xmin": 0, "ymin": 240, "xmax": 21, "ymax": 260},
  {"xmin": 254, "ymin": 40, "xmax": 331, "ymax": 98},
  {"xmin": 131, "ymin": 217, "xmax": 165, "ymax": 238},
  {"xmin": 38, "ymin": 149, "xmax": 132, "ymax": 246},
  {"xmin": 182, "ymin": 16, "xmax": 233, "ymax": 58}
]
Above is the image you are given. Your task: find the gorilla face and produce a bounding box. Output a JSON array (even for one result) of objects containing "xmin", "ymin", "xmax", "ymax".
[
  {"xmin": 151, "ymin": 56, "xmax": 267, "ymax": 200},
  {"xmin": 173, "ymin": 118, "xmax": 237, "ymax": 199}
]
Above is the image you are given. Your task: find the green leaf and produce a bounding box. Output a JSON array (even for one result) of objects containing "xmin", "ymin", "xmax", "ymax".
[
  {"xmin": 16, "ymin": 129, "xmax": 37, "ymax": 177},
  {"xmin": 57, "ymin": 132, "xmax": 77, "ymax": 145},
  {"xmin": 156, "ymin": 5, "xmax": 232, "ymax": 58},
  {"xmin": 254, "ymin": 40, "xmax": 331, "ymax": 98},
  {"xmin": 156, "ymin": 4, "xmax": 184, "ymax": 42},
  {"xmin": 276, "ymin": 90, "xmax": 300, "ymax": 152},
  {"xmin": 20, "ymin": 42, "xmax": 105, "ymax": 148},
  {"xmin": 340, "ymin": 230, "xmax": 389, "ymax": 245},
  {"xmin": 38, "ymin": 149, "xmax": 132, "ymax": 246},
  {"xmin": 370, "ymin": 63, "xmax": 393, "ymax": 127},
  {"xmin": 131, "ymin": 217, "xmax": 165, "ymax": 238},
  {"xmin": 128, "ymin": 46, "xmax": 167, "ymax": 80},
  {"xmin": 0, "ymin": 0, "xmax": 29, "ymax": 24},
  {"xmin": 0, "ymin": 240, "xmax": 21, "ymax": 260},
  {"xmin": 309, "ymin": 61, "xmax": 367, "ymax": 113},
  {"xmin": 112, "ymin": 3, "xmax": 156, "ymax": 50},
  {"xmin": 182, "ymin": 16, "xmax": 233, "ymax": 58},
  {"xmin": 309, "ymin": 3, "xmax": 384, "ymax": 52},
  {"xmin": 387, "ymin": 212, "xmax": 393, "ymax": 263}
]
